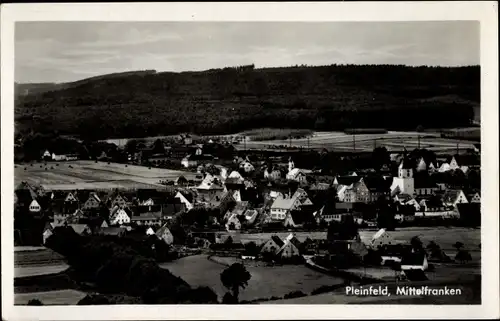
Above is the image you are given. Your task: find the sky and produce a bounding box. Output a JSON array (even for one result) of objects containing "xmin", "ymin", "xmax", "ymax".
[{"xmin": 15, "ymin": 21, "xmax": 480, "ymax": 84}]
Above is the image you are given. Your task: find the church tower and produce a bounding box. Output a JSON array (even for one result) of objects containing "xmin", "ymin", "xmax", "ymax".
[
  {"xmin": 288, "ymin": 157, "xmax": 295, "ymax": 173},
  {"xmin": 390, "ymin": 155, "xmax": 415, "ymax": 196}
]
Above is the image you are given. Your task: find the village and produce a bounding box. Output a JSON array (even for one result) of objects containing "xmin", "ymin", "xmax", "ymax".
[{"xmin": 14, "ymin": 131, "xmax": 482, "ymax": 304}]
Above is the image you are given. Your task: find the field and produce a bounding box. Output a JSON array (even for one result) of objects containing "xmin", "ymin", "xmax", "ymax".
[
  {"xmin": 15, "ymin": 289, "xmax": 87, "ymax": 305},
  {"xmin": 160, "ymin": 255, "xmax": 344, "ymax": 301},
  {"xmin": 239, "ymin": 130, "xmax": 478, "ymax": 153},
  {"xmin": 15, "ymin": 160, "xmax": 196, "ymax": 190}
]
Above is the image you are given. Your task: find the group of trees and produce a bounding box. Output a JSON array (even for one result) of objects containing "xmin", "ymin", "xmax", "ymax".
[
  {"xmin": 44, "ymin": 226, "xmax": 218, "ymax": 304},
  {"xmin": 16, "ymin": 64, "xmax": 478, "ymax": 140}
]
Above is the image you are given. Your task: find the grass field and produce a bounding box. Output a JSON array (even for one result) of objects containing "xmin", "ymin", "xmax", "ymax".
[
  {"xmin": 15, "ymin": 289, "xmax": 87, "ymax": 305},
  {"xmin": 160, "ymin": 255, "xmax": 344, "ymax": 301},
  {"xmin": 239, "ymin": 130, "xmax": 478, "ymax": 153},
  {"xmin": 15, "ymin": 160, "xmax": 195, "ymax": 190}
]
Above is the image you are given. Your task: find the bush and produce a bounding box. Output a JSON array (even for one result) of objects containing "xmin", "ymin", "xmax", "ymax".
[
  {"xmin": 311, "ymin": 284, "xmax": 343, "ymax": 295},
  {"xmin": 283, "ymin": 291, "xmax": 307, "ymax": 299},
  {"xmin": 27, "ymin": 299, "xmax": 44, "ymax": 306}
]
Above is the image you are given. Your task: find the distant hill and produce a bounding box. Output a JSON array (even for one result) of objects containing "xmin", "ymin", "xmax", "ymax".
[{"xmin": 15, "ymin": 64, "xmax": 480, "ymax": 140}]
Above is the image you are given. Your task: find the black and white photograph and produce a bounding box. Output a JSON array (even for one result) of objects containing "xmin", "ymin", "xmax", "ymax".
[{"xmin": 1, "ymin": 2, "xmax": 498, "ymax": 320}]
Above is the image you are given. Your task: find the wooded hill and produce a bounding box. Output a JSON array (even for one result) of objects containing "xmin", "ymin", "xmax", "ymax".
[{"xmin": 15, "ymin": 64, "xmax": 479, "ymax": 141}]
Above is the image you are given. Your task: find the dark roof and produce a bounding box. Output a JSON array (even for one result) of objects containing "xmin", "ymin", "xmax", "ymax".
[
  {"xmin": 456, "ymin": 203, "xmax": 481, "ymax": 216},
  {"xmin": 131, "ymin": 211, "xmax": 162, "ymax": 221},
  {"xmin": 401, "ymin": 252, "xmax": 427, "ymax": 266},
  {"xmin": 363, "ymin": 176, "xmax": 390, "ymax": 192},
  {"xmin": 161, "ymin": 202, "xmax": 186, "ymax": 216},
  {"xmin": 15, "ymin": 189, "xmax": 36, "ymax": 203},
  {"xmin": 133, "ymin": 205, "xmax": 163, "ymax": 215},
  {"xmin": 271, "ymin": 235, "xmax": 285, "ymax": 247},
  {"xmin": 334, "ymin": 176, "xmax": 362, "ymax": 186},
  {"xmin": 224, "ymin": 177, "xmax": 244, "ymax": 185},
  {"xmin": 290, "ymin": 209, "xmax": 315, "ymax": 225},
  {"xmin": 399, "ymin": 156, "xmax": 414, "ymax": 170},
  {"xmin": 442, "ymin": 189, "xmax": 463, "ymax": 203},
  {"xmin": 98, "ymin": 227, "xmax": 127, "ymax": 236},
  {"xmin": 414, "ymin": 176, "xmax": 437, "ymax": 189},
  {"xmin": 403, "ymin": 269, "xmax": 428, "ymax": 281}
]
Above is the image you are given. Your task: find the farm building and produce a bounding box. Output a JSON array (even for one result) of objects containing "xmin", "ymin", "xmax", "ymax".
[
  {"xmin": 156, "ymin": 224, "xmax": 174, "ymax": 245},
  {"xmin": 371, "ymin": 229, "xmax": 394, "ymax": 249}
]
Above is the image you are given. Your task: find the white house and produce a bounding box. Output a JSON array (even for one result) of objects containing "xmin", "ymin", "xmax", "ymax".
[
  {"xmin": 52, "ymin": 153, "xmax": 67, "ymax": 161},
  {"xmin": 270, "ymin": 195, "xmax": 301, "ymax": 221},
  {"xmin": 109, "ymin": 207, "xmax": 131, "ymax": 225},
  {"xmin": 286, "ymin": 168, "xmax": 307, "ymax": 184},
  {"xmin": 276, "ymin": 237, "xmax": 301, "ymax": 259},
  {"xmin": 175, "ymin": 191, "xmax": 194, "ymax": 211},
  {"xmin": 468, "ymin": 192, "xmax": 481, "ymax": 203},
  {"xmin": 225, "ymin": 213, "xmax": 242, "ymax": 231},
  {"xmin": 370, "ymin": 229, "xmax": 395, "ymax": 248},
  {"xmin": 181, "ymin": 155, "xmax": 198, "ymax": 168},
  {"xmin": 28, "ymin": 199, "xmax": 42, "ymax": 213},
  {"xmin": 42, "ymin": 150, "xmax": 51, "ymax": 160},
  {"xmin": 156, "ymin": 224, "xmax": 174, "ymax": 245},
  {"xmin": 145, "ymin": 227, "xmax": 156, "ymax": 236},
  {"xmin": 401, "ymin": 252, "xmax": 429, "ymax": 271}
]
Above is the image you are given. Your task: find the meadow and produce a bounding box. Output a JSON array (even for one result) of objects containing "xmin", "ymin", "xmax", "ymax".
[
  {"xmin": 240, "ymin": 130, "xmax": 477, "ymax": 153},
  {"xmin": 15, "ymin": 160, "xmax": 195, "ymax": 190},
  {"xmin": 160, "ymin": 254, "xmax": 344, "ymax": 301}
]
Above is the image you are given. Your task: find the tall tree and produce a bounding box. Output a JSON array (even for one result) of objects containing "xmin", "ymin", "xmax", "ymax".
[{"xmin": 220, "ymin": 263, "xmax": 251, "ymax": 303}]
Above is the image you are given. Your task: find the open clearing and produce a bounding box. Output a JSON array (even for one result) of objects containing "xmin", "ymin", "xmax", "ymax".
[
  {"xmin": 239, "ymin": 131, "xmax": 477, "ymax": 153},
  {"xmin": 160, "ymin": 255, "xmax": 344, "ymax": 301},
  {"xmin": 15, "ymin": 289, "xmax": 87, "ymax": 305},
  {"xmin": 15, "ymin": 160, "xmax": 195, "ymax": 190}
]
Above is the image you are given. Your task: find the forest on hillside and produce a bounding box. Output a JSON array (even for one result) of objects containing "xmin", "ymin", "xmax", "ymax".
[{"xmin": 15, "ymin": 64, "xmax": 480, "ymax": 141}]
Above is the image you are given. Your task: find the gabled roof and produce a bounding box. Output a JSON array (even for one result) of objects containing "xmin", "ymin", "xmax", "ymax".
[
  {"xmin": 290, "ymin": 209, "xmax": 314, "ymax": 225},
  {"xmin": 98, "ymin": 227, "xmax": 127, "ymax": 236},
  {"xmin": 309, "ymin": 182, "xmax": 331, "ymax": 191},
  {"xmin": 442, "ymin": 189, "xmax": 464, "ymax": 204},
  {"xmin": 270, "ymin": 235, "xmax": 285, "ymax": 247},
  {"xmin": 68, "ymin": 224, "xmax": 90, "ymax": 235},
  {"xmin": 271, "ymin": 196, "xmax": 299, "ymax": 210},
  {"xmin": 372, "ymin": 228, "xmax": 388, "ymax": 241},
  {"xmin": 399, "ymin": 156, "xmax": 414, "ymax": 170}
]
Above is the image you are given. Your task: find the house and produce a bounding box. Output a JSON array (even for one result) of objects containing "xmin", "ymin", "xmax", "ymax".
[
  {"xmin": 42, "ymin": 150, "xmax": 52, "ymax": 160},
  {"xmin": 415, "ymin": 158, "xmax": 427, "ymax": 172},
  {"xmin": 42, "ymin": 222, "xmax": 55, "ymax": 244},
  {"xmin": 174, "ymin": 175, "xmax": 189, "ymax": 186},
  {"xmin": 419, "ymin": 197, "xmax": 448, "ymax": 213},
  {"xmin": 130, "ymin": 210, "xmax": 162, "ymax": 226},
  {"xmin": 371, "ymin": 229, "xmax": 395, "ymax": 249},
  {"xmin": 28, "ymin": 199, "xmax": 42, "ymax": 213},
  {"xmin": 82, "ymin": 192, "xmax": 102, "ymax": 210},
  {"xmin": 401, "ymin": 252, "xmax": 429, "ymax": 271},
  {"xmin": 276, "ymin": 236, "xmax": 301, "ymax": 259},
  {"xmin": 343, "ymin": 179, "xmax": 371, "ymax": 203},
  {"xmin": 196, "ymin": 176, "xmax": 225, "ymax": 198},
  {"xmin": 442, "ymin": 189, "xmax": 469, "ymax": 207},
  {"xmin": 283, "ymin": 209, "xmax": 315, "ymax": 228},
  {"xmin": 468, "ymin": 192, "xmax": 481, "ymax": 203},
  {"xmin": 146, "ymin": 227, "xmax": 156, "ymax": 236},
  {"xmin": 264, "ymin": 167, "xmax": 282, "ymax": 181},
  {"xmin": 68, "ymin": 224, "xmax": 91, "ymax": 236},
  {"xmin": 52, "ymin": 153, "xmax": 67, "ymax": 161},
  {"xmin": 107, "ymin": 192, "xmax": 130, "ymax": 208},
  {"xmin": 182, "ymin": 134, "xmax": 193, "ymax": 145},
  {"xmin": 161, "ymin": 198, "xmax": 187, "ymax": 220},
  {"xmin": 175, "ymin": 191, "xmax": 194, "ymax": 211},
  {"xmin": 224, "ymin": 201, "xmax": 249, "ymax": 222},
  {"xmin": 260, "ymin": 235, "xmax": 285, "ymax": 254},
  {"xmin": 228, "ymin": 170, "xmax": 245, "ymax": 182},
  {"xmin": 239, "ymin": 159, "xmax": 255, "ymax": 173},
  {"xmin": 156, "ymin": 223, "xmax": 174, "ymax": 245},
  {"xmin": 244, "ymin": 209, "xmax": 259, "ymax": 225},
  {"xmin": 225, "ymin": 213, "xmax": 242, "ymax": 231},
  {"xmin": 309, "ymin": 182, "xmax": 331, "ymax": 191},
  {"xmin": 97, "ymin": 227, "xmax": 127, "ymax": 237},
  {"xmin": 109, "ymin": 206, "xmax": 132, "ymax": 225},
  {"xmin": 181, "ymin": 154, "xmax": 199, "ymax": 168},
  {"xmin": 286, "ymin": 168, "xmax": 307, "ymax": 184},
  {"xmin": 414, "ymin": 176, "xmax": 438, "ymax": 196},
  {"xmin": 270, "ymin": 195, "xmax": 302, "ymax": 221}
]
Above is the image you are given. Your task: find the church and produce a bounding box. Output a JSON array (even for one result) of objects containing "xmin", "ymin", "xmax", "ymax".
[{"xmin": 390, "ymin": 156, "xmax": 415, "ymax": 196}]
